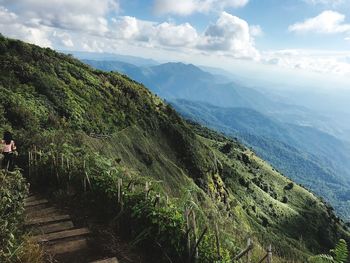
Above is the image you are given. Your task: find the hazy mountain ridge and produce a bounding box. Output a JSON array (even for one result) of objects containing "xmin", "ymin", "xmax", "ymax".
[
  {"xmin": 83, "ymin": 58, "xmax": 350, "ymax": 220},
  {"xmin": 171, "ymin": 99, "xmax": 350, "ymax": 218}
]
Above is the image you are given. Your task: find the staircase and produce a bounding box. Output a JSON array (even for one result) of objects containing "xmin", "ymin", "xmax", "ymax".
[{"xmin": 25, "ymin": 193, "xmax": 119, "ymax": 263}]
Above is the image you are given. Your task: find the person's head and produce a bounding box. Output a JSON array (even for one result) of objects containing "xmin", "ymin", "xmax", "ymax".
[{"xmin": 3, "ymin": 131, "xmax": 12, "ymax": 144}]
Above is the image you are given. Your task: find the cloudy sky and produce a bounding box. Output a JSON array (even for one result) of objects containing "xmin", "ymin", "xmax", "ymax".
[{"xmin": 1, "ymin": 0, "xmax": 350, "ymax": 78}]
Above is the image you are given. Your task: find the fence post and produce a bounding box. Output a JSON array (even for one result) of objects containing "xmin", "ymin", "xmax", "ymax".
[
  {"xmin": 83, "ymin": 159, "xmax": 87, "ymax": 192},
  {"xmin": 247, "ymin": 238, "xmax": 252, "ymax": 263},
  {"xmin": 215, "ymin": 223, "xmax": 221, "ymax": 260},
  {"xmin": 185, "ymin": 209, "xmax": 191, "ymax": 263},
  {"xmin": 117, "ymin": 178, "xmax": 123, "ymax": 204},
  {"xmin": 145, "ymin": 182, "xmax": 150, "ymax": 199},
  {"xmin": 267, "ymin": 244, "xmax": 272, "ymax": 263},
  {"xmin": 165, "ymin": 194, "xmax": 169, "ymax": 205},
  {"xmin": 192, "ymin": 211, "xmax": 198, "ymax": 262},
  {"xmin": 34, "ymin": 145, "xmax": 37, "ymax": 165},
  {"xmin": 28, "ymin": 151, "xmax": 31, "ymax": 177},
  {"xmin": 153, "ymin": 193, "xmax": 160, "ymax": 207}
]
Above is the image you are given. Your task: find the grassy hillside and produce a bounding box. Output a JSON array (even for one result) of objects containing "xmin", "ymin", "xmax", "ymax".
[
  {"xmin": 0, "ymin": 34, "xmax": 349, "ymax": 262},
  {"xmin": 171, "ymin": 99, "xmax": 350, "ymax": 219}
]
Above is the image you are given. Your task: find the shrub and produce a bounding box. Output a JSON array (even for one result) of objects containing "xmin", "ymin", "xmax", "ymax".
[
  {"xmin": 0, "ymin": 169, "xmax": 29, "ymax": 262},
  {"xmin": 284, "ymin": 182, "xmax": 294, "ymax": 191}
]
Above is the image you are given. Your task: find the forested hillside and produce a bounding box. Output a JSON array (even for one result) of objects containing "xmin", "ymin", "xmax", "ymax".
[
  {"xmin": 1, "ymin": 35, "xmax": 349, "ymax": 262},
  {"xmin": 171, "ymin": 99, "xmax": 350, "ymax": 219},
  {"xmin": 84, "ymin": 59, "xmax": 350, "ymax": 221}
]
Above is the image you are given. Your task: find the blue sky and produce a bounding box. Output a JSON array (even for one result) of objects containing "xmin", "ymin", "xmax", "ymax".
[
  {"xmin": 0, "ymin": 0, "xmax": 350, "ymax": 78},
  {"xmin": 117, "ymin": 0, "xmax": 350, "ymax": 50}
]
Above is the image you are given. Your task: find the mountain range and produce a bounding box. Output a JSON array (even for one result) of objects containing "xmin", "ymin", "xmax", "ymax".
[
  {"xmin": 82, "ymin": 58, "xmax": 350, "ymax": 220},
  {"xmin": 1, "ymin": 35, "xmax": 350, "ymax": 262}
]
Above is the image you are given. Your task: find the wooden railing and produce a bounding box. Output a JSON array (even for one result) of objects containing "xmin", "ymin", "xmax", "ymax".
[{"xmin": 28, "ymin": 147, "xmax": 273, "ymax": 263}]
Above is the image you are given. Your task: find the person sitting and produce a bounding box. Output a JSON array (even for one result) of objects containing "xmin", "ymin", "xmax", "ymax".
[{"xmin": 1, "ymin": 131, "xmax": 16, "ymax": 171}]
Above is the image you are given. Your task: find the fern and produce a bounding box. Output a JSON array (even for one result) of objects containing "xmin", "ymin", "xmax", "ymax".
[
  {"xmin": 332, "ymin": 239, "xmax": 348, "ymax": 263},
  {"xmin": 309, "ymin": 254, "xmax": 334, "ymax": 263},
  {"xmin": 309, "ymin": 239, "xmax": 348, "ymax": 263}
]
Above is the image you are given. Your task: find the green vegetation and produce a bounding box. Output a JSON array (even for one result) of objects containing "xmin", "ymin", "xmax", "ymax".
[
  {"xmin": 171, "ymin": 99, "xmax": 350, "ymax": 219},
  {"xmin": 309, "ymin": 239, "xmax": 348, "ymax": 263},
  {"xmin": 0, "ymin": 169, "xmax": 30, "ymax": 262},
  {"xmin": 0, "ymin": 34, "xmax": 349, "ymax": 262}
]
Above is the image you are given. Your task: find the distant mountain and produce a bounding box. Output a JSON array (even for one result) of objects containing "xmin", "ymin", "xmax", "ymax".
[
  {"xmin": 84, "ymin": 60, "xmax": 337, "ymax": 131},
  {"xmin": 171, "ymin": 99, "xmax": 350, "ymax": 218},
  {"xmin": 84, "ymin": 59, "xmax": 347, "ymax": 142},
  {"xmin": 65, "ymin": 51, "xmax": 158, "ymax": 66},
  {"xmin": 84, "ymin": 59, "xmax": 350, "ymax": 220}
]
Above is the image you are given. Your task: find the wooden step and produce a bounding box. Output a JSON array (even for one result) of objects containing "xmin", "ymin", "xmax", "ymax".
[
  {"xmin": 33, "ymin": 228, "xmax": 90, "ymax": 243},
  {"xmin": 25, "ymin": 214, "xmax": 70, "ymax": 226},
  {"xmin": 25, "ymin": 199, "xmax": 49, "ymax": 207},
  {"xmin": 90, "ymin": 258, "xmax": 119, "ymax": 263},
  {"xmin": 26, "ymin": 207, "xmax": 61, "ymax": 218},
  {"xmin": 25, "ymin": 204, "xmax": 52, "ymax": 215},
  {"xmin": 25, "ymin": 195, "xmax": 41, "ymax": 202},
  {"xmin": 46, "ymin": 238, "xmax": 88, "ymax": 255},
  {"xmin": 36, "ymin": 221, "xmax": 74, "ymax": 234}
]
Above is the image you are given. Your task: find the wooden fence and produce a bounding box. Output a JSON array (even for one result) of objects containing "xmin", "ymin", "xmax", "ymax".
[{"xmin": 28, "ymin": 147, "xmax": 273, "ymax": 263}]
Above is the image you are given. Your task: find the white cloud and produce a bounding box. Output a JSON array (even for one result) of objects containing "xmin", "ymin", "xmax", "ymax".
[
  {"xmin": 304, "ymin": 0, "xmax": 344, "ymax": 6},
  {"xmin": 263, "ymin": 49, "xmax": 350, "ymax": 76},
  {"xmin": 250, "ymin": 25, "xmax": 263, "ymax": 37},
  {"xmin": 153, "ymin": 0, "xmax": 249, "ymax": 16},
  {"xmin": 1, "ymin": 2, "xmax": 257, "ymax": 61},
  {"xmin": 53, "ymin": 31, "xmax": 74, "ymax": 47},
  {"xmin": 112, "ymin": 16, "xmax": 145, "ymax": 39},
  {"xmin": 198, "ymin": 12, "xmax": 260, "ymax": 60},
  {"xmin": 110, "ymin": 12, "xmax": 259, "ymax": 59},
  {"xmin": 0, "ymin": 0, "xmax": 119, "ymax": 34},
  {"xmin": 110, "ymin": 17, "xmax": 198, "ymax": 47},
  {"xmin": 0, "ymin": 6, "xmax": 52, "ymax": 47},
  {"xmin": 156, "ymin": 22, "xmax": 198, "ymax": 47},
  {"xmin": 289, "ymin": 10, "xmax": 350, "ymax": 34}
]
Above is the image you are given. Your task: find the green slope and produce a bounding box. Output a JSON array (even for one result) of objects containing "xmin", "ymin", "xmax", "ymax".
[
  {"xmin": 171, "ymin": 99, "xmax": 350, "ymax": 219},
  {"xmin": 0, "ymin": 34, "xmax": 349, "ymax": 262}
]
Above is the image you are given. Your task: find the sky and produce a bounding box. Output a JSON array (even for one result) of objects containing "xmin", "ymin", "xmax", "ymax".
[{"xmin": 1, "ymin": 0, "xmax": 350, "ymax": 80}]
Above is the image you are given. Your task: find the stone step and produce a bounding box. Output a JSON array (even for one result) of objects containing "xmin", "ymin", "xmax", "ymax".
[
  {"xmin": 33, "ymin": 228, "xmax": 90, "ymax": 243},
  {"xmin": 36, "ymin": 221, "xmax": 75, "ymax": 234},
  {"xmin": 46, "ymin": 238, "xmax": 88, "ymax": 255},
  {"xmin": 25, "ymin": 207, "xmax": 61, "ymax": 218},
  {"xmin": 25, "ymin": 214, "xmax": 70, "ymax": 226},
  {"xmin": 25, "ymin": 199, "xmax": 49, "ymax": 207},
  {"xmin": 90, "ymin": 257, "xmax": 119, "ymax": 263}
]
